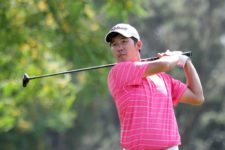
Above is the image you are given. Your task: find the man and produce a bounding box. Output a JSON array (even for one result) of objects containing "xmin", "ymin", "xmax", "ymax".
[{"xmin": 105, "ymin": 23, "xmax": 204, "ymax": 150}]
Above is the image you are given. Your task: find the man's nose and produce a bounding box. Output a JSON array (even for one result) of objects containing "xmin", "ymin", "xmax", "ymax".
[{"xmin": 116, "ymin": 43, "xmax": 124, "ymax": 50}]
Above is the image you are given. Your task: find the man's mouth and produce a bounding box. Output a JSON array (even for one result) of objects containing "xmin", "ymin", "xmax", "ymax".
[
  {"xmin": 118, "ymin": 53, "xmax": 126, "ymax": 58},
  {"xmin": 118, "ymin": 51, "xmax": 127, "ymax": 56}
]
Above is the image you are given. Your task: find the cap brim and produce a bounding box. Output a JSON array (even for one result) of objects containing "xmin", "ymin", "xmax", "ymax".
[{"xmin": 105, "ymin": 30, "xmax": 132, "ymax": 43}]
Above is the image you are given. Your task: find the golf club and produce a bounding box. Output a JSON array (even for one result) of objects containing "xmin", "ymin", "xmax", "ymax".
[{"xmin": 22, "ymin": 51, "xmax": 192, "ymax": 87}]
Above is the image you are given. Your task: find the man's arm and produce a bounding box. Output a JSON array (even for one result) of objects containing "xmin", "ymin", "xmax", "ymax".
[
  {"xmin": 143, "ymin": 50, "xmax": 204, "ymax": 105},
  {"xmin": 179, "ymin": 60, "xmax": 205, "ymax": 105},
  {"xmin": 143, "ymin": 51, "xmax": 185, "ymax": 77},
  {"xmin": 143, "ymin": 55, "xmax": 179, "ymax": 77}
]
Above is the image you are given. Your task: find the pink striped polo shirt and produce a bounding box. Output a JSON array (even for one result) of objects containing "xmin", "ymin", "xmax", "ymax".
[{"xmin": 108, "ymin": 61, "xmax": 187, "ymax": 150}]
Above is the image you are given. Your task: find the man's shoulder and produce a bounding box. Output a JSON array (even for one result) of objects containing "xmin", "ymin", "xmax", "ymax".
[
  {"xmin": 111, "ymin": 61, "xmax": 134, "ymax": 71},
  {"xmin": 113, "ymin": 61, "xmax": 146, "ymax": 68},
  {"xmin": 114, "ymin": 61, "xmax": 134, "ymax": 66}
]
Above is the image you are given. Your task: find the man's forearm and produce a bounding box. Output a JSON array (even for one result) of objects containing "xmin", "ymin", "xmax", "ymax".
[
  {"xmin": 143, "ymin": 55, "xmax": 178, "ymax": 77},
  {"xmin": 184, "ymin": 60, "xmax": 204, "ymax": 102}
]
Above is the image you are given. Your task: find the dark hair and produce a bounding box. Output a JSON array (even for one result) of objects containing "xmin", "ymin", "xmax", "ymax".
[
  {"xmin": 131, "ymin": 37, "xmax": 138, "ymax": 44},
  {"xmin": 131, "ymin": 37, "xmax": 141, "ymax": 53},
  {"xmin": 108, "ymin": 33, "xmax": 120, "ymax": 44}
]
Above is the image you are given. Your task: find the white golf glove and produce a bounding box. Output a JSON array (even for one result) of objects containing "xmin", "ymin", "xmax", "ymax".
[{"xmin": 176, "ymin": 54, "xmax": 189, "ymax": 68}]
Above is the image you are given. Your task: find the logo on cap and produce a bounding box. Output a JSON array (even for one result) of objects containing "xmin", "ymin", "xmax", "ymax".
[
  {"xmin": 105, "ymin": 23, "xmax": 140, "ymax": 43},
  {"xmin": 111, "ymin": 26, "xmax": 128, "ymax": 31}
]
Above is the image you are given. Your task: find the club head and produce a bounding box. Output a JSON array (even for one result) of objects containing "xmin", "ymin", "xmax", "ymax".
[{"xmin": 23, "ymin": 73, "xmax": 30, "ymax": 87}]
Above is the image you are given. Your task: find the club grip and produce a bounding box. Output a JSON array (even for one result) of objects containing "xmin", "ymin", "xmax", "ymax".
[{"xmin": 141, "ymin": 51, "xmax": 192, "ymax": 62}]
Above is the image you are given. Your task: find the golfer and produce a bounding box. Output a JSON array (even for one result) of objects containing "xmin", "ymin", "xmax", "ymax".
[{"xmin": 105, "ymin": 23, "xmax": 204, "ymax": 150}]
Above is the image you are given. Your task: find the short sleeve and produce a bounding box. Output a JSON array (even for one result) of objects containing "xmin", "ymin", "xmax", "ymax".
[
  {"xmin": 108, "ymin": 61, "xmax": 149, "ymax": 96},
  {"xmin": 171, "ymin": 77, "xmax": 187, "ymax": 105}
]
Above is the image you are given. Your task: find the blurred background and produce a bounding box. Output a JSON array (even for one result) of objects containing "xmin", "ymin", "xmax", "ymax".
[{"xmin": 0, "ymin": 0, "xmax": 225, "ymax": 149}]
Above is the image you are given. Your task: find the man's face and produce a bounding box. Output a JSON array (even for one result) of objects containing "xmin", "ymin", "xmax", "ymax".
[{"xmin": 110, "ymin": 34, "xmax": 141, "ymax": 62}]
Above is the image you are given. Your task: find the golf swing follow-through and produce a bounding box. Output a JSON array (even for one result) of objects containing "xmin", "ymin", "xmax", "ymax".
[
  {"xmin": 22, "ymin": 23, "xmax": 204, "ymax": 150},
  {"xmin": 105, "ymin": 23, "xmax": 204, "ymax": 150},
  {"xmin": 22, "ymin": 51, "xmax": 192, "ymax": 87}
]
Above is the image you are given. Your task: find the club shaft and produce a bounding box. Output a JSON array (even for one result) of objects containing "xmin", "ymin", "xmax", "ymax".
[
  {"xmin": 29, "ymin": 63, "xmax": 115, "ymax": 80},
  {"xmin": 29, "ymin": 51, "xmax": 192, "ymax": 80}
]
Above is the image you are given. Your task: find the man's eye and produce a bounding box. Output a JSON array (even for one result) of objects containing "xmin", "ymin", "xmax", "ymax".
[
  {"xmin": 111, "ymin": 43, "xmax": 117, "ymax": 47},
  {"xmin": 122, "ymin": 39, "xmax": 128, "ymax": 43}
]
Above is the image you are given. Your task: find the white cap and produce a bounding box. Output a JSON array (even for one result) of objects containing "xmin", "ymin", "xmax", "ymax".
[{"xmin": 105, "ymin": 23, "xmax": 140, "ymax": 43}]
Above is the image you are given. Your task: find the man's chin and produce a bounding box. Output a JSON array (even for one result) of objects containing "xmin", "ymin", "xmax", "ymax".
[{"xmin": 117, "ymin": 58, "xmax": 128, "ymax": 62}]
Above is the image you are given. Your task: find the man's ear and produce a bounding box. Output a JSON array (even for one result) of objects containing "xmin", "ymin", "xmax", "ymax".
[{"xmin": 136, "ymin": 40, "xmax": 142, "ymax": 50}]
